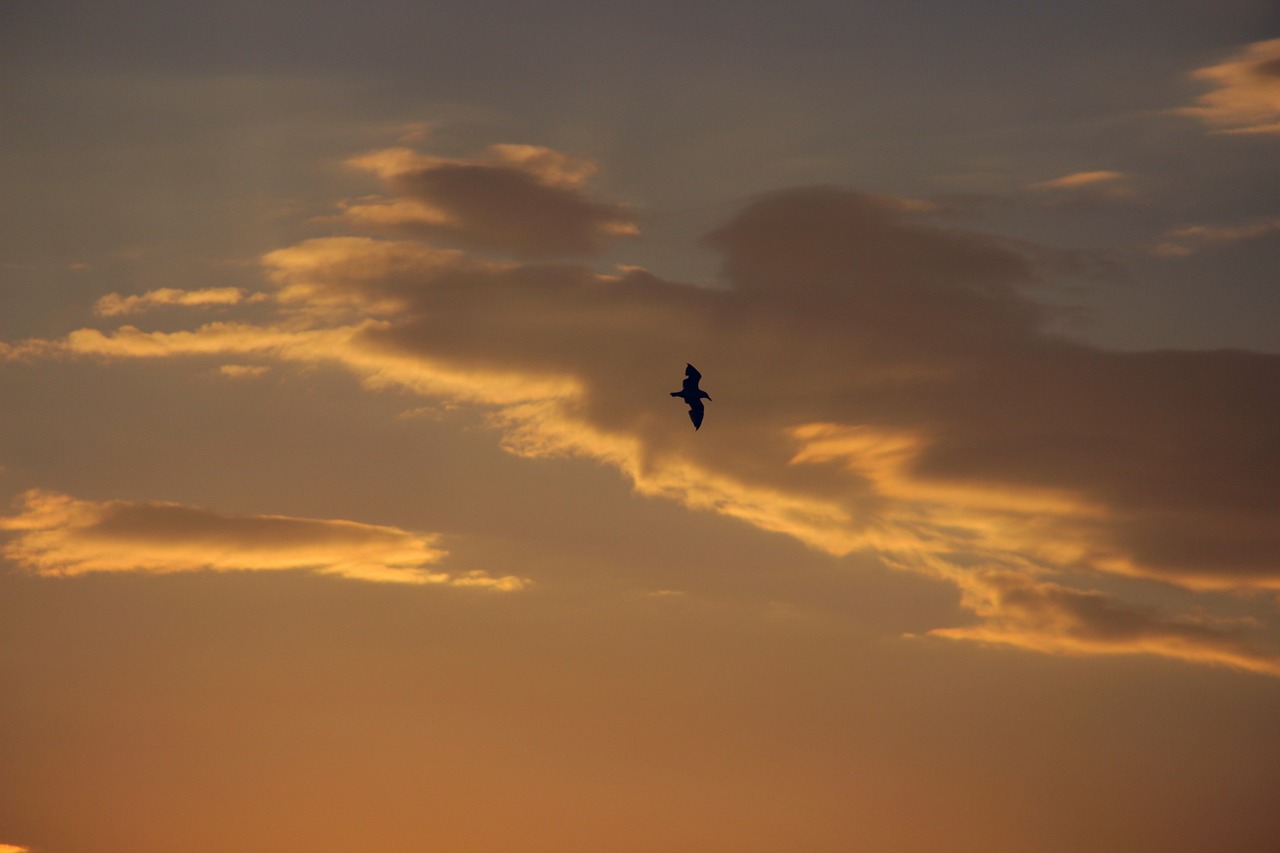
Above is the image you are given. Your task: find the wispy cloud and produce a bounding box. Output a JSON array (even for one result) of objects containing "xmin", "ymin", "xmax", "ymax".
[
  {"xmin": 1151, "ymin": 217, "xmax": 1280, "ymax": 256},
  {"xmin": 929, "ymin": 572, "xmax": 1280, "ymax": 677},
  {"xmin": 1027, "ymin": 170, "xmax": 1136, "ymax": 203},
  {"xmin": 94, "ymin": 287, "xmax": 266, "ymax": 317},
  {"xmin": 1029, "ymin": 170, "xmax": 1126, "ymax": 191},
  {"xmin": 217, "ymin": 363, "xmax": 270, "ymax": 379},
  {"xmin": 0, "ymin": 489, "xmax": 527, "ymax": 589},
  {"xmin": 1178, "ymin": 38, "xmax": 1280, "ymax": 135}
]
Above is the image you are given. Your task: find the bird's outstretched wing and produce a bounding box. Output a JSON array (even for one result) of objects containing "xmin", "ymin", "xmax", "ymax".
[
  {"xmin": 687, "ymin": 399, "xmax": 705, "ymax": 430},
  {"xmin": 682, "ymin": 363, "xmax": 702, "ymax": 394}
]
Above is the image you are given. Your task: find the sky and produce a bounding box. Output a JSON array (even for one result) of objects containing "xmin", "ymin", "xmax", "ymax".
[{"xmin": 2, "ymin": 2, "xmax": 1280, "ymax": 851}]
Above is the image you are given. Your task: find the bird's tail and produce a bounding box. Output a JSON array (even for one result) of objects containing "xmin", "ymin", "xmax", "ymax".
[{"xmin": 670, "ymin": 391, "xmax": 682, "ymax": 397}]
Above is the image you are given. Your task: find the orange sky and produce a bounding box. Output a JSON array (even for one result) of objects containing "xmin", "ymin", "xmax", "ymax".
[{"xmin": 3, "ymin": 4, "xmax": 1280, "ymax": 852}]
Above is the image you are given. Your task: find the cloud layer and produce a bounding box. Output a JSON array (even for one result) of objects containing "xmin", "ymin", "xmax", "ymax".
[
  {"xmin": 0, "ymin": 490, "xmax": 526, "ymax": 589},
  {"xmin": 5, "ymin": 144, "xmax": 1278, "ymax": 674}
]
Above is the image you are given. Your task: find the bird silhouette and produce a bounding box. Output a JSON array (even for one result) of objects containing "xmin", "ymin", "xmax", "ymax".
[{"xmin": 670, "ymin": 363, "xmax": 712, "ymax": 429}]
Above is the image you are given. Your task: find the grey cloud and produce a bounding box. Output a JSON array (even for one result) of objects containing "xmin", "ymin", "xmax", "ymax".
[{"xmin": 342, "ymin": 146, "xmax": 639, "ymax": 258}]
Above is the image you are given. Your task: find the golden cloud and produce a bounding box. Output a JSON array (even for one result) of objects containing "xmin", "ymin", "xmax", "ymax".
[
  {"xmin": 347, "ymin": 144, "xmax": 598, "ymax": 189},
  {"xmin": 1025, "ymin": 170, "xmax": 1136, "ymax": 205},
  {"xmin": 94, "ymin": 287, "xmax": 265, "ymax": 316},
  {"xmin": 6, "ymin": 151, "xmax": 1279, "ymax": 674},
  {"xmin": 1178, "ymin": 38, "xmax": 1280, "ymax": 135},
  {"xmin": 1029, "ymin": 170, "xmax": 1125, "ymax": 190},
  {"xmin": 217, "ymin": 364, "xmax": 270, "ymax": 378},
  {"xmin": 261, "ymin": 236, "xmax": 503, "ymax": 319},
  {"xmin": 929, "ymin": 571, "xmax": 1280, "ymax": 677},
  {"xmin": 0, "ymin": 490, "xmax": 527, "ymax": 589}
]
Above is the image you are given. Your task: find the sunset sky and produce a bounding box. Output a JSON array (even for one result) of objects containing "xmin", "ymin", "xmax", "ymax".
[{"xmin": 3, "ymin": 3, "xmax": 1280, "ymax": 852}]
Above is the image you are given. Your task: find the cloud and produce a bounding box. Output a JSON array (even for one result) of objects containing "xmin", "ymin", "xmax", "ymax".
[
  {"xmin": 1026, "ymin": 170, "xmax": 1136, "ymax": 205},
  {"xmin": 217, "ymin": 364, "xmax": 270, "ymax": 378},
  {"xmin": 930, "ymin": 572, "xmax": 1280, "ymax": 676},
  {"xmin": 1029, "ymin": 170, "xmax": 1126, "ymax": 191},
  {"xmin": 0, "ymin": 490, "xmax": 527, "ymax": 589},
  {"xmin": 1151, "ymin": 217, "xmax": 1280, "ymax": 256},
  {"xmin": 261, "ymin": 236, "xmax": 503, "ymax": 319},
  {"xmin": 94, "ymin": 287, "xmax": 265, "ymax": 317},
  {"xmin": 341, "ymin": 144, "xmax": 639, "ymax": 257},
  {"xmin": 6, "ymin": 152, "xmax": 1280, "ymax": 674},
  {"xmin": 1178, "ymin": 38, "xmax": 1280, "ymax": 135},
  {"xmin": 0, "ymin": 845, "xmax": 30, "ymax": 853},
  {"xmin": 395, "ymin": 121, "xmax": 434, "ymax": 144}
]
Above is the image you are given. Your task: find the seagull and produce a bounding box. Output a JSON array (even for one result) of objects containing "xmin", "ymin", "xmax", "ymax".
[{"xmin": 671, "ymin": 363, "xmax": 712, "ymax": 430}]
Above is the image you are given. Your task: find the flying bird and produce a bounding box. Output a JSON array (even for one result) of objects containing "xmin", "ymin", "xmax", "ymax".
[{"xmin": 671, "ymin": 363, "xmax": 712, "ymax": 430}]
